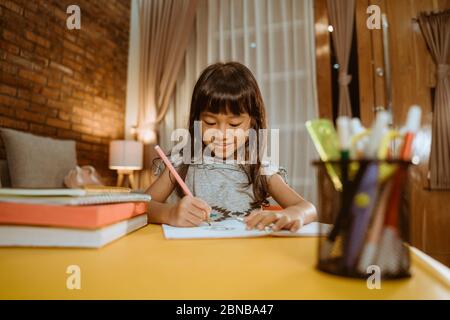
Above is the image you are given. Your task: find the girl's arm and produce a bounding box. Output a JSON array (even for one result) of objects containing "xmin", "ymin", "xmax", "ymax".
[
  {"xmin": 145, "ymin": 167, "xmax": 211, "ymax": 226},
  {"xmin": 245, "ymin": 174, "xmax": 318, "ymax": 232},
  {"xmin": 145, "ymin": 167, "xmax": 176, "ymax": 224}
]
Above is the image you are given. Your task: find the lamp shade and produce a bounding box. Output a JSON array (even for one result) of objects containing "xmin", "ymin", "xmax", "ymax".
[{"xmin": 109, "ymin": 140, "xmax": 143, "ymax": 170}]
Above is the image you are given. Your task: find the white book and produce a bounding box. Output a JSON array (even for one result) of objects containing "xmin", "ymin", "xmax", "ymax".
[
  {"xmin": 162, "ymin": 220, "xmax": 332, "ymax": 240},
  {"xmin": 0, "ymin": 214, "xmax": 148, "ymax": 248},
  {"xmin": 0, "ymin": 188, "xmax": 87, "ymax": 197},
  {"xmin": 0, "ymin": 193, "xmax": 151, "ymax": 206}
]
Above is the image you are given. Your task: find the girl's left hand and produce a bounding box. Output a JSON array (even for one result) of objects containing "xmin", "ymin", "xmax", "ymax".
[{"xmin": 244, "ymin": 210, "xmax": 304, "ymax": 233}]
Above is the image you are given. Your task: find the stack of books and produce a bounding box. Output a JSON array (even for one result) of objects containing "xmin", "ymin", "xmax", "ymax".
[{"xmin": 0, "ymin": 187, "xmax": 151, "ymax": 248}]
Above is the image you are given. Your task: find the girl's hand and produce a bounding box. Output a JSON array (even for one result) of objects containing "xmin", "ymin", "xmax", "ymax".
[
  {"xmin": 169, "ymin": 196, "xmax": 212, "ymax": 227},
  {"xmin": 244, "ymin": 210, "xmax": 304, "ymax": 232}
]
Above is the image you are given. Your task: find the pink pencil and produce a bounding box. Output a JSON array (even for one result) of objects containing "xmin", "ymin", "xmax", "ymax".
[
  {"xmin": 154, "ymin": 145, "xmax": 193, "ymax": 197},
  {"xmin": 154, "ymin": 145, "xmax": 210, "ymax": 225}
]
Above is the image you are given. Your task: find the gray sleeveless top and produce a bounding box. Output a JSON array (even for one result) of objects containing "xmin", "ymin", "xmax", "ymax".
[{"xmin": 162, "ymin": 155, "xmax": 286, "ymax": 222}]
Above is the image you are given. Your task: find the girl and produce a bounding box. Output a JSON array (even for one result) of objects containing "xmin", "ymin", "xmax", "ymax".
[{"xmin": 147, "ymin": 62, "xmax": 317, "ymax": 232}]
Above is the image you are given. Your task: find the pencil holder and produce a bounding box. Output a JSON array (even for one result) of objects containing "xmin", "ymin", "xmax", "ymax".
[{"xmin": 313, "ymin": 159, "xmax": 412, "ymax": 280}]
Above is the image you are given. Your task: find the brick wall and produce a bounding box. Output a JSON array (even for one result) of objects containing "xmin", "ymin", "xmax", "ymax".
[{"xmin": 0, "ymin": 0, "xmax": 130, "ymax": 185}]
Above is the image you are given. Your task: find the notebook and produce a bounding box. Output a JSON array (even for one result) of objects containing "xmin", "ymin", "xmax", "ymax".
[
  {"xmin": 0, "ymin": 214, "xmax": 148, "ymax": 248},
  {"xmin": 0, "ymin": 188, "xmax": 88, "ymax": 197},
  {"xmin": 0, "ymin": 192, "xmax": 151, "ymax": 206},
  {"xmin": 0, "ymin": 187, "xmax": 132, "ymax": 196},
  {"xmin": 162, "ymin": 220, "xmax": 332, "ymax": 239},
  {"xmin": 0, "ymin": 202, "xmax": 148, "ymax": 229}
]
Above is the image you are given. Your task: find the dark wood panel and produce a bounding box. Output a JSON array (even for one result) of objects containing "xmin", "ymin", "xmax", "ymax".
[
  {"xmin": 355, "ymin": 0, "xmax": 375, "ymax": 127},
  {"xmin": 313, "ymin": 0, "xmax": 333, "ymax": 121}
]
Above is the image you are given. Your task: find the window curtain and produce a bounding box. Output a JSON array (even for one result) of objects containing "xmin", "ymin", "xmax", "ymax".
[
  {"xmin": 206, "ymin": 0, "xmax": 318, "ymax": 204},
  {"xmin": 135, "ymin": 0, "xmax": 198, "ymax": 189},
  {"xmin": 159, "ymin": 0, "xmax": 209, "ymax": 151},
  {"xmin": 327, "ymin": 0, "xmax": 355, "ymax": 117},
  {"xmin": 418, "ymin": 10, "xmax": 450, "ymax": 190}
]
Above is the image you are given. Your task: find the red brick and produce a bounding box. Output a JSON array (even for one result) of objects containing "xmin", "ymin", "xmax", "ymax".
[
  {"xmin": 23, "ymin": 2, "xmax": 38, "ymax": 13},
  {"xmin": 71, "ymin": 114, "xmax": 82, "ymax": 124},
  {"xmin": 18, "ymin": 69, "xmax": 47, "ymax": 85},
  {"xmin": 91, "ymin": 128, "xmax": 108, "ymax": 137},
  {"xmin": 17, "ymin": 89, "xmax": 31, "ymax": 100},
  {"xmin": 0, "ymin": 0, "xmax": 24, "ymax": 15},
  {"xmin": 76, "ymin": 142, "xmax": 93, "ymax": 151},
  {"xmin": 46, "ymin": 117, "xmax": 70, "ymax": 129},
  {"xmin": 47, "ymin": 99, "xmax": 67, "ymax": 110},
  {"xmin": 0, "ymin": 94, "xmax": 29, "ymax": 108},
  {"xmin": 2, "ymin": 30, "xmax": 34, "ymax": 52},
  {"xmin": 40, "ymin": 87, "xmax": 60, "ymax": 100},
  {"xmin": 16, "ymin": 109, "xmax": 46, "ymax": 123},
  {"xmin": 57, "ymin": 129, "xmax": 80, "ymax": 140},
  {"xmin": 63, "ymin": 40, "xmax": 84, "ymax": 55},
  {"xmin": 81, "ymin": 134, "xmax": 101, "ymax": 144},
  {"xmin": 49, "ymin": 61, "xmax": 73, "ymax": 75},
  {"xmin": 30, "ymin": 93, "xmax": 46, "ymax": 105},
  {"xmin": 5, "ymin": 53, "xmax": 33, "ymax": 69},
  {"xmin": 0, "ymin": 116, "xmax": 28, "ymax": 130},
  {"xmin": 73, "ymin": 106, "xmax": 92, "ymax": 118},
  {"xmin": 81, "ymin": 117, "xmax": 99, "ymax": 128},
  {"xmin": 0, "ymin": 41, "xmax": 19, "ymax": 55},
  {"xmin": 72, "ymin": 124, "xmax": 93, "ymax": 135},
  {"xmin": 19, "ymin": 50, "xmax": 49, "ymax": 68},
  {"xmin": 25, "ymin": 31, "xmax": 50, "ymax": 48},
  {"xmin": 62, "ymin": 75, "xmax": 83, "ymax": 89},
  {"xmin": 0, "ymin": 105, "xmax": 15, "ymax": 117},
  {"xmin": 58, "ymin": 111, "xmax": 70, "ymax": 121},
  {"xmin": 72, "ymin": 89, "xmax": 85, "ymax": 100},
  {"xmin": 30, "ymin": 123, "xmax": 57, "ymax": 136},
  {"xmin": 0, "ymin": 84, "xmax": 16, "ymax": 96},
  {"xmin": 28, "ymin": 104, "xmax": 57, "ymax": 117},
  {"xmin": 0, "ymin": 60, "xmax": 18, "ymax": 74}
]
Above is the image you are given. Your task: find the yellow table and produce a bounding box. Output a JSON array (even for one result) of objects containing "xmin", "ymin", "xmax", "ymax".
[{"xmin": 0, "ymin": 224, "xmax": 449, "ymax": 299}]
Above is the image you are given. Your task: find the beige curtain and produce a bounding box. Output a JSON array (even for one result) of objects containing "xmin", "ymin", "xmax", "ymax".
[
  {"xmin": 135, "ymin": 0, "xmax": 198, "ymax": 189},
  {"xmin": 419, "ymin": 10, "xmax": 450, "ymax": 190},
  {"xmin": 137, "ymin": 0, "xmax": 198, "ymax": 143},
  {"xmin": 159, "ymin": 0, "xmax": 209, "ymax": 151},
  {"xmin": 327, "ymin": 0, "xmax": 355, "ymax": 117}
]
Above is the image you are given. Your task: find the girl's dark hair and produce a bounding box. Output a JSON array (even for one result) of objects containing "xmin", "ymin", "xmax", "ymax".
[{"xmin": 175, "ymin": 61, "xmax": 270, "ymax": 208}]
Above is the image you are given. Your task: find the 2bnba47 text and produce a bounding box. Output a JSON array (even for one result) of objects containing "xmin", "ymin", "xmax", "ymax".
[{"xmin": 176, "ymin": 304, "xmax": 274, "ymax": 317}]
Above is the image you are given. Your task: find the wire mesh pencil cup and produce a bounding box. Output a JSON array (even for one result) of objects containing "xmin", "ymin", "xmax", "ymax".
[{"xmin": 313, "ymin": 159, "xmax": 412, "ymax": 279}]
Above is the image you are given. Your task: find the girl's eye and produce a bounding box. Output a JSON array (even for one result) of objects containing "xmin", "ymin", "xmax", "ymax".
[
  {"xmin": 203, "ymin": 120, "xmax": 216, "ymax": 126},
  {"xmin": 229, "ymin": 123, "xmax": 243, "ymax": 128}
]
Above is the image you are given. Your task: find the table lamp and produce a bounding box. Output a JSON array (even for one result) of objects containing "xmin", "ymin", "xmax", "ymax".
[{"xmin": 109, "ymin": 140, "xmax": 143, "ymax": 189}]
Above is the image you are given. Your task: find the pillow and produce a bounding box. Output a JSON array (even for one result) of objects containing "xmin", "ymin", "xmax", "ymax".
[
  {"xmin": 0, "ymin": 159, "xmax": 11, "ymax": 187},
  {"xmin": 0, "ymin": 128, "xmax": 77, "ymax": 188}
]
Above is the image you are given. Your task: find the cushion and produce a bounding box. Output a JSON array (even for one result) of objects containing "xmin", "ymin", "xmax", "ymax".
[
  {"xmin": 0, "ymin": 128, "xmax": 77, "ymax": 188},
  {"xmin": 0, "ymin": 159, "xmax": 11, "ymax": 187}
]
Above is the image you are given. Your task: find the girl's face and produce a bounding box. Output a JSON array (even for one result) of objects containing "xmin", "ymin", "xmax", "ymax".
[{"xmin": 200, "ymin": 111, "xmax": 252, "ymax": 159}]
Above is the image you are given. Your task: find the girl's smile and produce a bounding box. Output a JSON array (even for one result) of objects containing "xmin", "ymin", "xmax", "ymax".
[{"xmin": 200, "ymin": 111, "xmax": 251, "ymax": 159}]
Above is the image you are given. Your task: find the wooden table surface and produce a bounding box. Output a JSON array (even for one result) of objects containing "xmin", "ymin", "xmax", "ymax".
[{"xmin": 0, "ymin": 224, "xmax": 449, "ymax": 299}]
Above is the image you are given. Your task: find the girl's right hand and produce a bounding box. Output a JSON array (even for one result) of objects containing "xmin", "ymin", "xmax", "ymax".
[{"xmin": 169, "ymin": 196, "xmax": 212, "ymax": 227}]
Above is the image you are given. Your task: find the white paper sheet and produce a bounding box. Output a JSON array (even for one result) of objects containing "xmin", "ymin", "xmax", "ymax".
[{"xmin": 162, "ymin": 220, "xmax": 332, "ymax": 239}]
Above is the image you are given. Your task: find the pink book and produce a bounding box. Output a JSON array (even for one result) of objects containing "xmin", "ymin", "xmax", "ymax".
[{"xmin": 0, "ymin": 202, "xmax": 148, "ymax": 229}]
